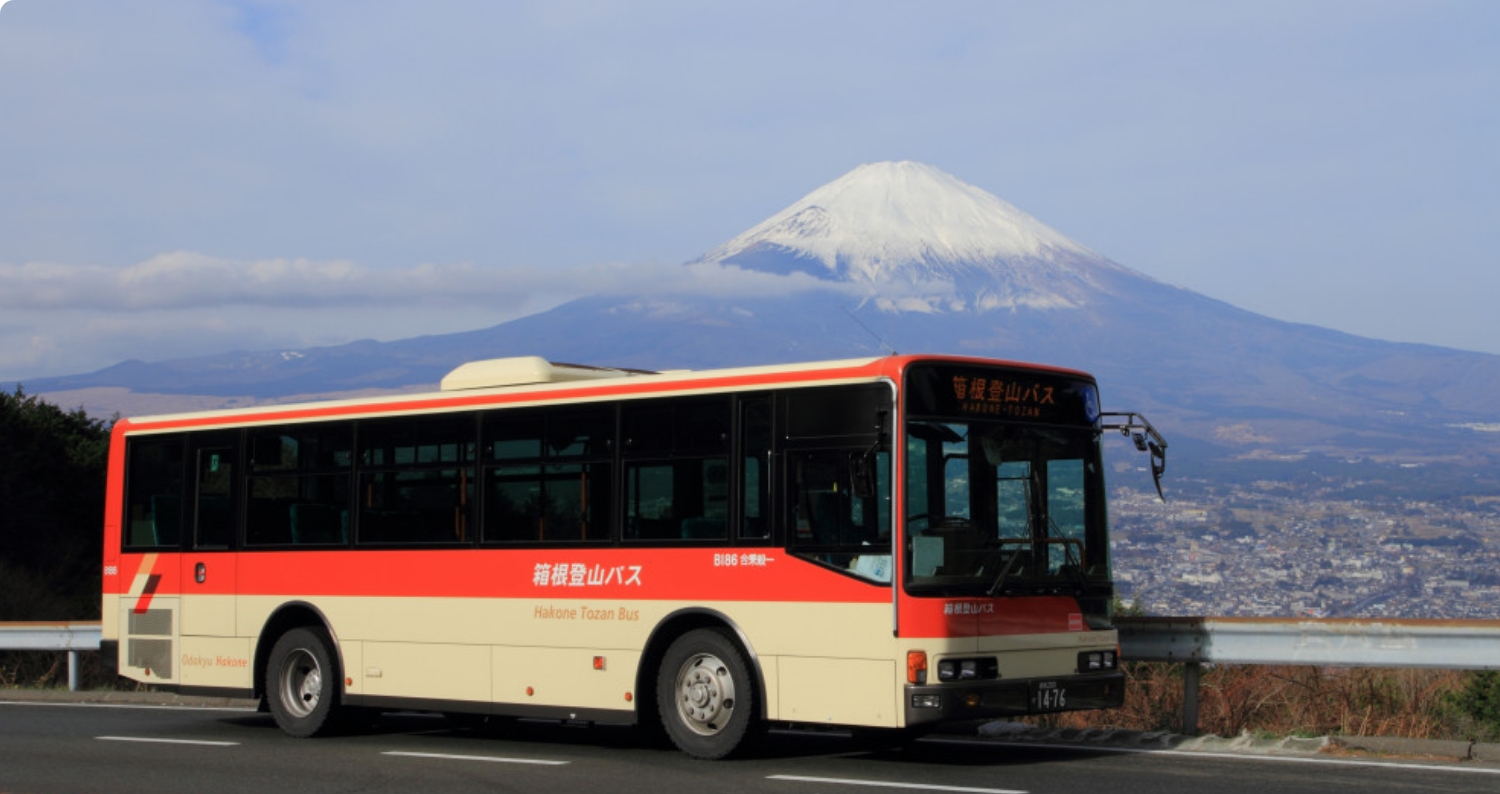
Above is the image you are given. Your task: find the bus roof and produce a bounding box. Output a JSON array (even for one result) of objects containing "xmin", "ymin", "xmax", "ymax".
[
  {"xmin": 116, "ymin": 356, "xmax": 882, "ymax": 433},
  {"xmin": 112, "ymin": 354, "xmax": 1094, "ymax": 434}
]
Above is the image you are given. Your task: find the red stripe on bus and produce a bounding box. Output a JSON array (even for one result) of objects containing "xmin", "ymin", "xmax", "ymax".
[
  {"xmin": 108, "ymin": 549, "xmax": 891, "ymax": 604},
  {"xmin": 132, "ymin": 574, "xmax": 162, "ymax": 614}
]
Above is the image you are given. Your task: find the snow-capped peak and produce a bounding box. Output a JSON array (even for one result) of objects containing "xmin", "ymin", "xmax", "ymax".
[{"xmin": 697, "ymin": 161, "xmax": 1130, "ymax": 312}]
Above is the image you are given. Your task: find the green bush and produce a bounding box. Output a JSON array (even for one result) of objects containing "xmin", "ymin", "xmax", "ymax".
[
  {"xmin": 1445, "ymin": 671, "xmax": 1500, "ymax": 742},
  {"xmin": 0, "ymin": 387, "xmax": 111, "ymax": 621}
]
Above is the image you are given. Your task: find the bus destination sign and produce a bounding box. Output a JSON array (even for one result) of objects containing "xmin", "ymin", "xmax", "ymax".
[{"xmin": 906, "ymin": 364, "xmax": 1100, "ymax": 426}]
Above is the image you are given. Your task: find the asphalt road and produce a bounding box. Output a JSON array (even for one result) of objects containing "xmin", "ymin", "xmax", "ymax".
[{"xmin": 2, "ymin": 700, "xmax": 1497, "ymax": 794}]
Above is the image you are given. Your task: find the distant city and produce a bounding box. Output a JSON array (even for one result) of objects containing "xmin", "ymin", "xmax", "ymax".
[{"xmin": 1109, "ymin": 458, "xmax": 1500, "ymax": 620}]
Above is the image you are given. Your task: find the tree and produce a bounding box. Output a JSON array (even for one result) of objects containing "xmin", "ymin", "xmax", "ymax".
[
  {"xmin": 1446, "ymin": 671, "xmax": 1500, "ymax": 742},
  {"xmin": 0, "ymin": 387, "xmax": 111, "ymax": 620}
]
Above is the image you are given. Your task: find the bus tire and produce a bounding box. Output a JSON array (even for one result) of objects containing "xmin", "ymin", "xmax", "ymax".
[
  {"xmin": 657, "ymin": 628, "xmax": 759, "ymax": 759},
  {"xmin": 266, "ymin": 626, "xmax": 343, "ymax": 738}
]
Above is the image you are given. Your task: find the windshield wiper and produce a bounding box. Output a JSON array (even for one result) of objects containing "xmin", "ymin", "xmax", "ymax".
[{"xmin": 984, "ymin": 540, "xmax": 1029, "ymax": 597}]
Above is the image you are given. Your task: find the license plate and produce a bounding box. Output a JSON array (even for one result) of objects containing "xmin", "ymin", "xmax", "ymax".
[{"xmin": 1031, "ymin": 681, "xmax": 1067, "ymax": 712}]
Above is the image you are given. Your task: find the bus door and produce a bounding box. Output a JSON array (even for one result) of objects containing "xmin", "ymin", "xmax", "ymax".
[{"xmin": 178, "ymin": 432, "xmax": 251, "ymax": 687}]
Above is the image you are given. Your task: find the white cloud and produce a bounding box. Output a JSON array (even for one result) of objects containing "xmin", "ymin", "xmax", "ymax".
[
  {"xmin": 0, "ymin": 252, "xmax": 853, "ymax": 312},
  {"xmin": 0, "ymin": 251, "xmax": 851, "ymax": 381}
]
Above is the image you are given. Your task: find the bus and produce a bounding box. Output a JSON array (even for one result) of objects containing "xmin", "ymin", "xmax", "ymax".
[{"xmin": 100, "ymin": 354, "xmax": 1167, "ymax": 758}]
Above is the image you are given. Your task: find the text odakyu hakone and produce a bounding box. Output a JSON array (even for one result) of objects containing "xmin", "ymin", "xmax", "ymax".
[{"xmin": 181, "ymin": 653, "xmax": 249, "ymax": 669}]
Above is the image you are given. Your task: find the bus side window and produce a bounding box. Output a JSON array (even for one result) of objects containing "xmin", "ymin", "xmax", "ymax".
[
  {"xmin": 483, "ymin": 407, "xmax": 613, "ymax": 544},
  {"xmin": 192, "ymin": 441, "xmax": 236, "ymax": 549},
  {"xmin": 246, "ymin": 425, "xmax": 353, "ymax": 547},
  {"xmin": 356, "ymin": 416, "xmax": 475, "ymax": 546},
  {"xmin": 791, "ymin": 452, "xmax": 869, "ymax": 546},
  {"xmin": 787, "ymin": 449, "xmax": 892, "ymax": 582},
  {"xmin": 124, "ymin": 437, "xmax": 185, "ymax": 549},
  {"xmin": 622, "ymin": 399, "xmax": 729, "ymax": 542},
  {"xmin": 739, "ymin": 397, "xmax": 772, "ymax": 542}
]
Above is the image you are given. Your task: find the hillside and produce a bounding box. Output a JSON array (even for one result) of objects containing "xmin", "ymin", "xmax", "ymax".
[{"xmin": 16, "ymin": 162, "xmax": 1500, "ymax": 469}]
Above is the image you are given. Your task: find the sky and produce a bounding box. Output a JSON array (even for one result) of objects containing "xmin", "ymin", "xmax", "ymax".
[{"xmin": 1, "ymin": 0, "xmax": 1497, "ymax": 383}]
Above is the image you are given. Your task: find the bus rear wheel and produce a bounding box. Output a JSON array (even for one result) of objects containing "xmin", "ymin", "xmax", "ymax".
[
  {"xmin": 657, "ymin": 628, "xmax": 759, "ymax": 759},
  {"xmin": 266, "ymin": 626, "xmax": 343, "ymax": 737}
]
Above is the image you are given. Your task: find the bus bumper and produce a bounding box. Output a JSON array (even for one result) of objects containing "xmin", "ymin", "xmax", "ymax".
[{"xmin": 903, "ymin": 671, "xmax": 1125, "ymax": 726}]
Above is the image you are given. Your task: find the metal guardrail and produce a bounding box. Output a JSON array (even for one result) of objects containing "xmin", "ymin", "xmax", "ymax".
[
  {"xmin": 3, "ymin": 617, "xmax": 1498, "ymax": 728},
  {"xmin": 1117, "ymin": 616, "xmax": 1500, "ymax": 668},
  {"xmin": 1116, "ymin": 616, "xmax": 1500, "ymax": 734},
  {"xmin": 0, "ymin": 621, "xmax": 102, "ymax": 692}
]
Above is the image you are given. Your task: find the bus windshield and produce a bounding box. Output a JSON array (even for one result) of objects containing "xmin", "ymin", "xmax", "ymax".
[
  {"xmin": 901, "ymin": 362, "xmax": 1111, "ymax": 598},
  {"xmin": 903, "ymin": 418, "xmax": 1109, "ymax": 597}
]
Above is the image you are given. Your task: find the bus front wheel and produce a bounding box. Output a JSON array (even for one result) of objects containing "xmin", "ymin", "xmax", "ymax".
[
  {"xmin": 656, "ymin": 628, "xmax": 759, "ymax": 759},
  {"xmin": 266, "ymin": 626, "xmax": 343, "ymax": 737}
]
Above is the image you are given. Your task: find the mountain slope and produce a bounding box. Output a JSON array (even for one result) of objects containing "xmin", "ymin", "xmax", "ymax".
[{"xmin": 18, "ymin": 161, "xmax": 1500, "ymax": 465}]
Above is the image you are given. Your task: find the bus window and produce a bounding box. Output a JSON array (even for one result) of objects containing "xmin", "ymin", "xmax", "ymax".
[
  {"xmin": 193, "ymin": 442, "xmax": 235, "ymax": 549},
  {"xmin": 246, "ymin": 425, "xmax": 353, "ymax": 547},
  {"xmin": 357, "ymin": 416, "xmax": 475, "ymax": 545},
  {"xmin": 359, "ymin": 469, "xmax": 472, "ymax": 544},
  {"xmin": 483, "ymin": 408, "xmax": 613, "ymax": 544},
  {"xmin": 123, "ymin": 436, "xmax": 184, "ymax": 549},
  {"xmin": 788, "ymin": 449, "xmax": 891, "ymax": 582},
  {"xmin": 623, "ymin": 399, "xmax": 729, "ymax": 542},
  {"xmin": 739, "ymin": 397, "xmax": 772, "ymax": 542}
]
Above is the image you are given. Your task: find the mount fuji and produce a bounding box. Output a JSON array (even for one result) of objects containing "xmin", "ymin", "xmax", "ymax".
[
  {"xmin": 694, "ymin": 161, "xmax": 1128, "ymax": 314},
  {"xmin": 20, "ymin": 162, "xmax": 1500, "ymax": 467}
]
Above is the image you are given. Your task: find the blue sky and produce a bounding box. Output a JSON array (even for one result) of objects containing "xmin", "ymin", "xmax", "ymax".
[{"xmin": 1, "ymin": 0, "xmax": 1497, "ymax": 381}]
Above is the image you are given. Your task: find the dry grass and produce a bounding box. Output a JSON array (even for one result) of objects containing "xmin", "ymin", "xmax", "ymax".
[
  {"xmin": 0, "ymin": 651, "xmax": 123, "ymax": 691},
  {"xmin": 1030, "ymin": 662, "xmax": 1468, "ymax": 739}
]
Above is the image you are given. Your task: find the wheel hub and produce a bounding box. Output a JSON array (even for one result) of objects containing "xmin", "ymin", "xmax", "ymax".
[
  {"xmin": 280, "ymin": 649, "xmax": 323, "ymax": 718},
  {"xmin": 675, "ymin": 653, "xmax": 736, "ymax": 736}
]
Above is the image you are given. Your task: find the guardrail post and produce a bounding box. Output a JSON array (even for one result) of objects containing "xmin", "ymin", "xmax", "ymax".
[
  {"xmin": 68, "ymin": 650, "xmax": 81, "ymax": 691},
  {"xmin": 1182, "ymin": 661, "xmax": 1201, "ymax": 735}
]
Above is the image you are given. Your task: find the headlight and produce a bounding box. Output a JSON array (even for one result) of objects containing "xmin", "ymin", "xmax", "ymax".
[
  {"xmin": 936, "ymin": 657, "xmax": 997, "ymax": 682},
  {"xmin": 1079, "ymin": 650, "xmax": 1117, "ymax": 671},
  {"xmin": 911, "ymin": 694, "xmax": 942, "ymax": 709}
]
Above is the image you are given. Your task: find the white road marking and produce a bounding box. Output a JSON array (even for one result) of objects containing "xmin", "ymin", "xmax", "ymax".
[
  {"xmin": 96, "ymin": 736, "xmax": 239, "ymax": 746},
  {"xmin": 382, "ymin": 750, "xmax": 569, "ymax": 766},
  {"xmin": 935, "ymin": 737, "xmax": 1500, "ymax": 776},
  {"xmin": 2, "ymin": 700, "xmax": 257, "ymax": 713},
  {"xmin": 768, "ymin": 775, "xmax": 1025, "ymax": 794}
]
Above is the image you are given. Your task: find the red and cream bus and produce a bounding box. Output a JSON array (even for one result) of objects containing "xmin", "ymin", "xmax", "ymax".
[{"xmin": 100, "ymin": 354, "xmax": 1166, "ymax": 758}]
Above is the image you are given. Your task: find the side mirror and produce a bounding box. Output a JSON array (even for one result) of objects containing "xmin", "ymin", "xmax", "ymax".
[
  {"xmin": 1149, "ymin": 441, "xmax": 1167, "ymax": 501},
  {"xmin": 1101, "ymin": 412, "xmax": 1169, "ymax": 502}
]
